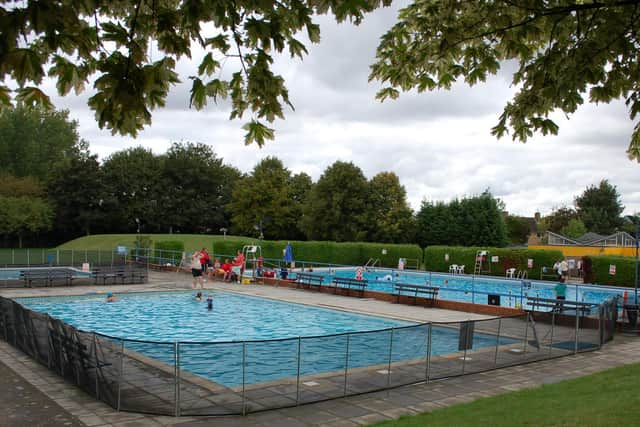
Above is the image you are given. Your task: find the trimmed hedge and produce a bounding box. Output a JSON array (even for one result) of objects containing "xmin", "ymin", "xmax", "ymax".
[
  {"xmin": 154, "ymin": 240, "xmax": 185, "ymax": 264},
  {"xmin": 212, "ymin": 239, "xmax": 423, "ymax": 267},
  {"xmin": 423, "ymin": 246, "xmax": 564, "ymax": 279},
  {"xmin": 590, "ymin": 255, "xmax": 637, "ymax": 287}
]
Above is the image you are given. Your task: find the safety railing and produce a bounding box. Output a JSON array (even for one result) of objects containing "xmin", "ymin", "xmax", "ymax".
[{"xmin": 0, "ymin": 295, "xmax": 618, "ymax": 417}]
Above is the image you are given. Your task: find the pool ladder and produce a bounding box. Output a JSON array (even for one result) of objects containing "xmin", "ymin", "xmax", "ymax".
[{"xmin": 364, "ymin": 258, "xmax": 380, "ymax": 267}]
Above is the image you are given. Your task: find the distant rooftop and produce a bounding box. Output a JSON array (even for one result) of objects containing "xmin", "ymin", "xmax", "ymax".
[{"xmin": 547, "ymin": 231, "xmax": 636, "ymax": 247}]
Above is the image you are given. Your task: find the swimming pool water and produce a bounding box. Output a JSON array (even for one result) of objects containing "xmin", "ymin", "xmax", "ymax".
[
  {"xmin": 323, "ymin": 269, "xmax": 624, "ymax": 308},
  {"xmin": 18, "ymin": 291, "xmax": 514, "ymax": 386}
]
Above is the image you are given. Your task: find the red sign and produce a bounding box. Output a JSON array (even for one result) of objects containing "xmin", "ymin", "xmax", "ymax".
[{"xmin": 609, "ymin": 264, "xmax": 616, "ymax": 275}]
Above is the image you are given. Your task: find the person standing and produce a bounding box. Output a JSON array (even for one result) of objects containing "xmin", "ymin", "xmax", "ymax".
[
  {"xmin": 559, "ymin": 259, "xmax": 569, "ymax": 282},
  {"xmin": 554, "ymin": 281, "xmax": 567, "ymax": 312},
  {"xmin": 190, "ymin": 251, "xmax": 204, "ymax": 289}
]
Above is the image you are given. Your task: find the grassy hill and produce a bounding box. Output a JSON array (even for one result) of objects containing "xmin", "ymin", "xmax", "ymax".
[{"xmin": 57, "ymin": 234, "xmax": 255, "ymax": 251}]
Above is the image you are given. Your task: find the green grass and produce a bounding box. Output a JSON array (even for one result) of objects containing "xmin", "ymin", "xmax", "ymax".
[
  {"xmin": 372, "ymin": 363, "xmax": 640, "ymax": 427},
  {"xmin": 57, "ymin": 233, "xmax": 253, "ymax": 252}
]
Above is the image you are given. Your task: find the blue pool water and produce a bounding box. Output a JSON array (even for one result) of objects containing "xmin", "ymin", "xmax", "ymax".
[
  {"xmin": 319, "ymin": 268, "xmax": 624, "ymax": 308},
  {"xmin": 18, "ymin": 291, "xmax": 514, "ymax": 386}
]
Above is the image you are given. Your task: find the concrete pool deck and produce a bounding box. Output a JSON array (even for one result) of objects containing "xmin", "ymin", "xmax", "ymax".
[{"xmin": 0, "ymin": 271, "xmax": 638, "ymax": 426}]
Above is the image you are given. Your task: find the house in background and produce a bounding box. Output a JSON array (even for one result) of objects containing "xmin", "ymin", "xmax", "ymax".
[{"xmin": 530, "ymin": 230, "xmax": 637, "ymax": 257}]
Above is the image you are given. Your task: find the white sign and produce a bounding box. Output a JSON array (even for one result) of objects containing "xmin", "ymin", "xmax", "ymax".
[
  {"xmin": 491, "ymin": 256, "xmax": 499, "ymax": 263},
  {"xmin": 445, "ymin": 253, "xmax": 449, "ymax": 262},
  {"xmin": 527, "ymin": 258, "xmax": 533, "ymax": 268},
  {"xmin": 381, "ymin": 249, "xmax": 387, "ymax": 255},
  {"xmin": 116, "ymin": 246, "xmax": 127, "ymax": 255},
  {"xmin": 398, "ymin": 258, "xmax": 405, "ymax": 270},
  {"xmin": 568, "ymin": 259, "xmax": 576, "ymax": 269},
  {"xmin": 609, "ymin": 264, "xmax": 616, "ymax": 275},
  {"xmin": 81, "ymin": 262, "xmax": 90, "ymax": 272}
]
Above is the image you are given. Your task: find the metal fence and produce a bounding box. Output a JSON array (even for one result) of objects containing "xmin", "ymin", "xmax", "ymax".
[
  {"xmin": 0, "ymin": 248, "xmax": 129, "ymax": 268},
  {"xmin": 0, "ymin": 295, "xmax": 618, "ymax": 417}
]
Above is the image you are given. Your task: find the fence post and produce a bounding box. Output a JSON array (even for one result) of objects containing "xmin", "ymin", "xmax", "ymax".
[
  {"xmin": 343, "ymin": 334, "xmax": 350, "ymax": 396},
  {"xmin": 425, "ymin": 324, "xmax": 432, "ymax": 382},
  {"xmin": 296, "ymin": 336, "xmax": 302, "ymax": 405},
  {"xmin": 494, "ymin": 318, "xmax": 502, "ymax": 368},
  {"xmin": 174, "ymin": 342, "xmax": 180, "ymax": 417},
  {"xmin": 41, "ymin": 248, "xmax": 45, "ymax": 264},
  {"xmin": 471, "ymin": 275, "xmax": 475, "ymax": 304},
  {"xmin": 574, "ymin": 310, "xmax": 580, "ymax": 354},
  {"xmin": 386, "ymin": 328, "xmax": 394, "ymax": 389},
  {"xmin": 71, "ymin": 250, "xmax": 74, "ymax": 267},
  {"xmin": 549, "ymin": 311, "xmax": 556, "ymax": 357},
  {"xmin": 242, "ymin": 342, "xmax": 247, "ymax": 416},
  {"xmin": 56, "ymin": 249, "xmax": 59, "ymax": 265},
  {"xmin": 522, "ymin": 313, "xmax": 529, "ymax": 354},
  {"xmin": 117, "ymin": 339, "xmax": 124, "ymax": 411},
  {"xmin": 11, "ymin": 249, "xmax": 14, "ymax": 265},
  {"xmin": 85, "ymin": 250, "xmax": 88, "ymax": 262},
  {"xmin": 27, "ymin": 249, "xmax": 30, "ymax": 266},
  {"xmin": 93, "ymin": 333, "xmax": 99, "ymax": 398}
]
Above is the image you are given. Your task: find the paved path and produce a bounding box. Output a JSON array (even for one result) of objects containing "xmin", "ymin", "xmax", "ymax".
[{"xmin": 1, "ymin": 271, "xmax": 639, "ymax": 426}]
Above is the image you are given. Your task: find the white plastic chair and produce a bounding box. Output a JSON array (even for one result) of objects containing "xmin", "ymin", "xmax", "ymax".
[
  {"xmin": 449, "ymin": 264, "xmax": 458, "ymax": 274},
  {"xmin": 505, "ymin": 268, "xmax": 516, "ymax": 278},
  {"xmin": 457, "ymin": 265, "xmax": 465, "ymax": 274}
]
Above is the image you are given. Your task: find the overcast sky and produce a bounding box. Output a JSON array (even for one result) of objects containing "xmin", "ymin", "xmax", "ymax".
[{"xmin": 44, "ymin": 5, "xmax": 639, "ymax": 217}]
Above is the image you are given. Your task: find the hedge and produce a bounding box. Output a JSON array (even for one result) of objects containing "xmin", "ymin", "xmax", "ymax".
[
  {"xmin": 423, "ymin": 246, "xmax": 564, "ymax": 279},
  {"xmin": 154, "ymin": 240, "xmax": 185, "ymax": 264},
  {"xmin": 212, "ymin": 239, "xmax": 423, "ymax": 267},
  {"xmin": 589, "ymin": 255, "xmax": 637, "ymax": 287}
]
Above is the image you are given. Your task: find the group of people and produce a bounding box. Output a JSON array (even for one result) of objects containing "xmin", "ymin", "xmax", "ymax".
[{"xmin": 189, "ymin": 249, "xmax": 246, "ymax": 288}]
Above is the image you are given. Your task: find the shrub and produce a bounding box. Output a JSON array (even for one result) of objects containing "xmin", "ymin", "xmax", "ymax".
[
  {"xmin": 154, "ymin": 240, "xmax": 185, "ymax": 264},
  {"xmin": 590, "ymin": 255, "xmax": 637, "ymax": 287}
]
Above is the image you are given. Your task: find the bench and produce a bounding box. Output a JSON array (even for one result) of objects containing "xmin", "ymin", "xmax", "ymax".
[
  {"xmin": 330, "ymin": 277, "xmax": 368, "ymax": 297},
  {"xmin": 91, "ymin": 266, "xmax": 148, "ymax": 285},
  {"xmin": 22, "ymin": 269, "xmax": 74, "ymax": 287},
  {"xmin": 527, "ymin": 296, "xmax": 597, "ymax": 315},
  {"xmin": 393, "ymin": 283, "xmax": 439, "ymax": 306},
  {"xmin": 295, "ymin": 272, "xmax": 325, "ymax": 290}
]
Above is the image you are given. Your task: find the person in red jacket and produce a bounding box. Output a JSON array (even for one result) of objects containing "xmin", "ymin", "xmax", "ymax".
[{"xmin": 200, "ymin": 248, "xmax": 211, "ymax": 277}]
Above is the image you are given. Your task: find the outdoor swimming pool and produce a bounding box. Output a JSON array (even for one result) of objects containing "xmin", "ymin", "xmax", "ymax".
[
  {"xmin": 19, "ymin": 291, "xmax": 515, "ymax": 386},
  {"xmin": 319, "ymin": 268, "xmax": 628, "ymax": 308}
]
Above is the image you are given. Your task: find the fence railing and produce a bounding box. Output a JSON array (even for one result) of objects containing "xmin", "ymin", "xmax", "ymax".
[{"xmin": 0, "ymin": 295, "xmax": 618, "ymax": 417}]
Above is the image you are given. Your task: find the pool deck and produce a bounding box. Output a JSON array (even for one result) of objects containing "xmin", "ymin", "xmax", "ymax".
[{"xmin": 1, "ymin": 271, "xmax": 639, "ymax": 426}]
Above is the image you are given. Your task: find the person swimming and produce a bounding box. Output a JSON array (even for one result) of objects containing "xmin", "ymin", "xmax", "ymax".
[
  {"xmin": 106, "ymin": 292, "xmax": 117, "ymax": 302},
  {"xmin": 195, "ymin": 291, "xmax": 203, "ymax": 301}
]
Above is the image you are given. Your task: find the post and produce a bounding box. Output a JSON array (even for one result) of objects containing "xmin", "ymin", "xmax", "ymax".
[
  {"xmin": 242, "ymin": 342, "xmax": 246, "ymax": 415},
  {"xmin": 296, "ymin": 337, "xmax": 302, "ymax": 405},
  {"xmin": 27, "ymin": 248, "xmax": 29, "ymax": 266},
  {"xmin": 71, "ymin": 250, "xmax": 74, "ymax": 267},
  {"xmin": 174, "ymin": 342, "xmax": 180, "ymax": 417},
  {"xmin": 93, "ymin": 333, "xmax": 99, "ymax": 398},
  {"xmin": 549, "ymin": 311, "xmax": 556, "ymax": 357},
  {"xmin": 117, "ymin": 340, "xmax": 124, "ymax": 411},
  {"xmin": 522, "ymin": 313, "xmax": 529, "ymax": 354},
  {"xmin": 425, "ymin": 324, "xmax": 432, "ymax": 382},
  {"xmin": 471, "ymin": 276, "xmax": 475, "ymax": 304},
  {"xmin": 386, "ymin": 329, "xmax": 394, "ymax": 389},
  {"xmin": 343, "ymin": 334, "xmax": 350, "ymax": 396},
  {"xmin": 574, "ymin": 309, "xmax": 580, "ymax": 354},
  {"xmin": 635, "ymin": 223, "xmax": 639, "ymax": 304},
  {"xmin": 494, "ymin": 318, "xmax": 502, "ymax": 367}
]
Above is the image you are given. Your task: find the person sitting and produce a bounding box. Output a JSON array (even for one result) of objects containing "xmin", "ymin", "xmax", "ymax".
[
  {"xmin": 280, "ymin": 266, "xmax": 288, "ymax": 280},
  {"xmin": 106, "ymin": 292, "xmax": 117, "ymax": 303},
  {"xmin": 220, "ymin": 259, "xmax": 233, "ymax": 281}
]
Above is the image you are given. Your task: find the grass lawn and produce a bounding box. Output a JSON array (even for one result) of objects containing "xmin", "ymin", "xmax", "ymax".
[
  {"xmin": 57, "ymin": 233, "xmax": 251, "ymax": 251},
  {"xmin": 372, "ymin": 362, "xmax": 640, "ymax": 426}
]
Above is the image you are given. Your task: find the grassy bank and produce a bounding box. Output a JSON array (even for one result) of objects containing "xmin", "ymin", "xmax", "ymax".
[
  {"xmin": 372, "ymin": 362, "xmax": 640, "ymax": 427},
  {"xmin": 57, "ymin": 234, "xmax": 250, "ymax": 251}
]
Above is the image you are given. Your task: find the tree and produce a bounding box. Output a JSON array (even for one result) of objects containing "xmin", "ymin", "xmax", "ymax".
[
  {"xmin": 227, "ymin": 157, "xmax": 303, "ymax": 239},
  {"xmin": 366, "ymin": 172, "xmax": 415, "ymax": 243},
  {"xmin": 369, "ymin": 1, "xmax": 640, "ymax": 161},
  {"xmin": 0, "ymin": 106, "xmax": 86, "ymax": 182},
  {"xmin": 415, "ymin": 200, "xmax": 450, "ymax": 247},
  {"xmin": 0, "ymin": 195, "xmax": 53, "ymax": 248},
  {"xmin": 560, "ymin": 218, "xmax": 588, "ymax": 239},
  {"xmin": 0, "ymin": 0, "xmax": 388, "ymax": 146},
  {"xmin": 101, "ymin": 147, "xmax": 165, "ymax": 233},
  {"xmin": 0, "ymin": 174, "xmax": 43, "ymax": 197},
  {"xmin": 300, "ymin": 161, "xmax": 370, "ymax": 241},
  {"xmin": 160, "ymin": 142, "xmax": 240, "ymax": 233},
  {"xmin": 47, "ymin": 153, "xmax": 111, "ymax": 237},
  {"xmin": 575, "ymin": 179, "xmax": 624, "ymax": 234},
  {"xmin": 505, "ymin": 215, "xmax": 531, "ymax": 245},
  {"xmin": 542, "ymin": 207, "xmax": 579, "ymax": 234}
]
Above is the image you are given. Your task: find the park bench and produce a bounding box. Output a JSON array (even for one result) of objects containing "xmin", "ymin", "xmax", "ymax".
[
  {"xmin": 527, "ymin": 296, "xmax": 597, "ymax": 315},
  {"xmin": 22, "ymin": 269, "xmax": 74, "ymax": 287},
  {"xmin": 393, "ymin": 283, "xmax": 439, "ymax": 306},
  {"xmin": 91, "ymin": 266, "xmax": 148, "ymax": 285},
  {"xmin": 329, "ymin": 277, "xmax": 368, "ymax": 297},
  {"xmin": 295, "ymin": 272, "xmax": 325, "ymax": 290}
]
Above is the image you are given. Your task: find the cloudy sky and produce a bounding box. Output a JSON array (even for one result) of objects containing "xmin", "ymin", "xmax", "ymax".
[{"xmin": 44, "ymin": 4, "xmax": 639, "ymax": 217}]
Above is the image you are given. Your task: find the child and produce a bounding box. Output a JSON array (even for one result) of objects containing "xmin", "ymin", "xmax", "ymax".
[
  {"xmin": 106, "ymin": 292, "xmax": 117, "ymax": 302},
  {"xmin": 195, "ymin": 291, "xmax": 203, "ymax": 301},
  {"xmin": 206, "ymin": 294, "xmax": 213, "ymax": 310}
]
